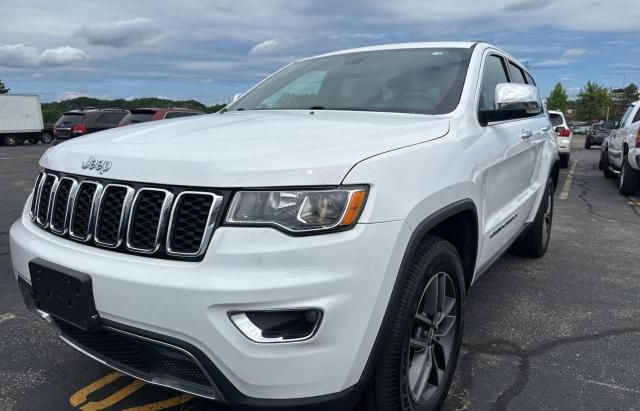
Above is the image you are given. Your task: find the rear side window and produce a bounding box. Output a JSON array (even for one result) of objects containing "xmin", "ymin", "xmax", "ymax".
[
  {"xmin": 55, "ymin": 114, "xmax": 84, "ymax": 126},
  {"xmin": 633, "ymin": 106, "xmax": 640, "ymax": 124},
  {"xmin": 549, "ymin": 113, "xmax": 564, "ymax": 127},
  {"xmin": 479, "ymin": 55, "xmax": 509, "ymax": 110},
  {"xmin": 525, "ymin": 72, "xmax": 536, "ymax": 85},
  {"xmin": 164, "ymin": 112, "xmax": 200, "ymax": 119},
  {"xmin": 508, "ymin": 62, "xmax": 527, "ymax": 84},
  {"xmin": 95, "ymin": 112, "xmax": 127, "ymax": 125},
  {"xmin": 121, "ymin": 112, "xmax": 155, "ymax": 125}
]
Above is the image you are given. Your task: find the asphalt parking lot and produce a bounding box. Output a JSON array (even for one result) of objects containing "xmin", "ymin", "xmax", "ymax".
[{"xmin": 1, "ymin": 135, "xmax": 640, "ymax": 411}]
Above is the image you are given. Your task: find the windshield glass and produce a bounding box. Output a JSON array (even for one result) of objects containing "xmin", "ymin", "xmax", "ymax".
[
  {"xmin": 55, "ymin": 114, "xmax": 85, "ymax": 127},
  {"xmin": 230, "ymin": 48, "xmax": 472, "ymax": 115},
  {"xmin": 120, "ymin": 112, "xmax": 155, "ymax": 125}
]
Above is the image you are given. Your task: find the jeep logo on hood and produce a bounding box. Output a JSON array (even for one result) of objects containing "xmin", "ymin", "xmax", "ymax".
[{"xmin": 81, "ymin": 155, "xmax": 112, "ymax": 174}]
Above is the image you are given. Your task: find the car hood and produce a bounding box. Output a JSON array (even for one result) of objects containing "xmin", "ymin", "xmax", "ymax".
[{"xmin": 41, "ymin": 110, "xmax": 450, "ymax": 187}]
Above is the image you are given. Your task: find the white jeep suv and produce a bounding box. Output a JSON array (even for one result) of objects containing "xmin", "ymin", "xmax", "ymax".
[{"xmin": 10, "ymin": 42, "xmax": 559, "ymax": 410}]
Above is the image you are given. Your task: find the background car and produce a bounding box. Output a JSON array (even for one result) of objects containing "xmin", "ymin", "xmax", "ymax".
[
  {"xmin": 585, "ymin": 121, "xmax": 615, "ymax": 149},
  {"xmin": 573, "ymin": 124, "xmax": 591, "ymax": 134},
  {"xmin": 549, "ymin": 110, "xmax": 572, "ymax": 167},
  {"xmin": 53, "ymin": 108, "xmax": 128, "ymax": 145},
  {"xmin": 118, "ymin": 107, "xmax": 204, "ymax": 126}
]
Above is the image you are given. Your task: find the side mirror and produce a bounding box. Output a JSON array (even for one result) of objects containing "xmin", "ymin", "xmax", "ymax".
[
  {"xmin": 614, "ymin": 121, "xmax": 620, "ymax": 129},
  {"xmin": 478, "ymin": 83, "xmax": 542, "ymax": 125},
  {"xmin": 231, "ymin": 93, "xmax": 243, "ymax": 103}
]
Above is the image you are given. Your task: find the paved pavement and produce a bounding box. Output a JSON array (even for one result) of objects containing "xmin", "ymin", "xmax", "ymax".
[{"xmin": 1, "ymin": 135, "xmax": 639, "ymax": 411}]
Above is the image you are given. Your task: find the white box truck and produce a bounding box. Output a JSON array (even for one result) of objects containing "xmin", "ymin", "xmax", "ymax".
[{"xmin": 0, "ymin": 94, "xmax": 45, "ymax": 145}]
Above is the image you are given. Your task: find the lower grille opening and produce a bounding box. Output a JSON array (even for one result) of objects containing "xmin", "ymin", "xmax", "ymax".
[{"xmin": 54, "ymin": 319, "xmax": 215, "ymax": 393}]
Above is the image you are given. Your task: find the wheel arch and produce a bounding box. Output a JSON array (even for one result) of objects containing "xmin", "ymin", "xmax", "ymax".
[{"xmin": 357, "ymin": 199, "xmax": 478, "ymax": 387}]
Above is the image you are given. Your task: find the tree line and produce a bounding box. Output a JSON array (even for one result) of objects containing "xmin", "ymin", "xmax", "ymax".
[{"xmin": 546, "ymin": 81, "xmax": 639, "ymax": 122}]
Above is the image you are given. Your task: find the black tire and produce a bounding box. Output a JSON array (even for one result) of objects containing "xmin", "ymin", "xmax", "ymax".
[
  {"xmin": 2, "ymin": 135, "xmax": 18, "ymax": 146},
  {"xmin": 584, "ymin": 137, "xmax": 591, "ymax": 149},
  {"xmin": 358, "ymin": 236, "xmax": 464, "ymax": 411},
  {"xmin": 619, "ymin": 154, "xmax": 640, "ymax": 195},
  {"xmin": 602, "ymin": 151, "xmax": 616, "ymax": 179},
  {"xmin": 513, "ymin": 178, "xmax": 553, "ymax": 258},
  {"xmin": 598, "ymin": 151, "xmax": 604, "ymax": 170},
  {"xmin": 40, "ymin": 132, "xmax": 53, "ymax": 144},
  {"xmin": 559, "ymin": 154, "xmax": 569, "ymax": 168}
]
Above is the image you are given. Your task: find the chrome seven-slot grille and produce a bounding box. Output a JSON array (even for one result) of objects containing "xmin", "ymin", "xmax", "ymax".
[{"xmin": 30, "ymin": 170, "xmax": 223, "ymax": 260}]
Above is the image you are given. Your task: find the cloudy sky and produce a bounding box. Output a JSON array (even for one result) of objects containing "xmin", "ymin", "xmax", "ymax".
[{"xmin": 1, "ymin": 0, "xmax": 639, "ymax": 104}]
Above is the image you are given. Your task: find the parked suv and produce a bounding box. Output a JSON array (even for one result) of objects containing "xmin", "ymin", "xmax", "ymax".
[
  {"xmin": 585, "ymin": 121, "xmax": 614, "ymax": 149},
  {"xmin": 601, "ymin": 100, "xmax": 640, "ymax": 194},
  {"xmin": 118, "ymin": 107, "xmax": 204, "ymax": 126},
  {"xmin": 548, "ymin": 110, "xmax": 572, "ymax": 167},
  {"xmin": 10, "ymin": 42, "xmax": 559, "ymax": 410},
  {"xmin": 52, "ymin": 109, "xmax": 128, "ymax": 145}
]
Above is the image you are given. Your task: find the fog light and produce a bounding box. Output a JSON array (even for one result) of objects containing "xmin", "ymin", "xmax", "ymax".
[{"xmin": 229, "ymin": 309, "xmax": 322, "ymax": 343}]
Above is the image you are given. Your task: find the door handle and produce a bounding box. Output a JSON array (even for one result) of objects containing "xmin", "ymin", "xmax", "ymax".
[
  {"xmin": 541, "ymin": 126, "xmax": 550, "ymax": 132},
  {"xmin": 521, "ymin": 130, "xmax": 533, "ymax": 139}
]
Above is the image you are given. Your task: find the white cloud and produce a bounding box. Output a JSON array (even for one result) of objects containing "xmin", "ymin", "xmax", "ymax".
[
  {"xmin": 0, "ymin": 43, "xmax": 89, "ymax": 68},
  {"xmin": 200, "ymin": 78, "xmax": 212, "ymax": 83},
  {"xmin": 40, "ymin": 46, "xmax": 90, "ymax": 66},
  {"xmin": 31, "ymin": 72, "xmax": 45, "ymax": 78},
  {"xmin": 60, "ymin": 91, "xmax": 89, "ymax": 100},
  {"xmin": 77, "ymin": 18, "xmax": 165, "ymax": 48},
  {"xmin": 249, "ymin": 38, "xmax": 296, "ymax": 55},
  {"xmin": 562, "ymin": 48, "xmax": 587, "ymax": 58}
]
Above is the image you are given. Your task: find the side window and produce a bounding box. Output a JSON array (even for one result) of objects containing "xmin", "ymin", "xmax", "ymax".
[
  {"xmin": 479, "ymin": 55, "xmax": 509, "ymax": 110},
  {"xmin": 508, "ymin": 62, "xmax": 527, "ymax": 84},
  {"xmin": 632, "ymin": 106, "xmax": 640, "ymax": 124},
  {"xmin": 95, "ymin": 113, "xmax": 126, "ymax": 125},
  {"xmin": 525, "ymin": 72, "xmax": 536, "ymax": 86},
  {"xmin": 164, "ymin": 112, "xmax": 199, "ymax": 119}
]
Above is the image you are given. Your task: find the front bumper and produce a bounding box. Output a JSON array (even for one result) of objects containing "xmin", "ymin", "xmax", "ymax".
[
  {"xmin": 556, "ymin": 137, "xmax": 572, "ymax": 154},
  {"xmin": 10, "ymin": 201, "xmax": 410, "ymax": 405}
]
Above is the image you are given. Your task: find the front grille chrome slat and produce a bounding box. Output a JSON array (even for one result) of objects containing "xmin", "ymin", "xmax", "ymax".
[
  {"xmin": 36, "ymin": 174, "xmax": 59, "ymax": 228},
  {"xmin": 166, "ymin": 192, "xmax": 223, "ymax": 257},
  {"xmin": 31, "ymin": 170, "xmax": 221, "ymax": 260},
  {"xmin": 94, "ymin": 184, "xmax": 135, "ymax": 248},
  {"xmin": 50, "ymin": 177, "xmax": 78, "ymax": 235},
  {"xmin": 69, "ymin": 181, "xmax": 103, "ymax": 242},
  {"xmin": 126, "ymin": 188, "xmax": 174, "ymax": 254}
]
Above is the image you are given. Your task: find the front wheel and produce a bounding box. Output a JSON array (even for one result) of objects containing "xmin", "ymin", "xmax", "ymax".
[
  {"xmin": 619, "ymin": 155, "xmax": 640, "ymax": 195},
  {"xmin": 358, "ymin": 236, "xmax": 464, "ymax": 411},
  {"xmin": 513, "ymin": 178, "xmax": 554, "ymax": 258},
  {"xmin": 40, "ymin": 132, "xmax": 53, "ymax": 144},
  {"xmin": 2, "ymin": 135, "xmax": 18, "ymax": 146},
  {"xmin": 584, "ymin": 138, "xmax": 591, "ymax": 149}
]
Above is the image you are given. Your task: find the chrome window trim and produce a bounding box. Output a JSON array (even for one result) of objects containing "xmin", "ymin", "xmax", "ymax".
[
  {"xmin": 68, "ymin": 181, "xmax": 103, "ymax": 242},
  {"xmin": 49, "ymin": 177, "xmax": 79, "ymax": 235},
  {"xmin": 94, "ymin": 184, "xmax": 135, "ymax": 248},
  {"xmin": 125, "ymin": 188, "xmax": 174, "ymax": 254},
  {"xmin": 36, "ymin": 174, "xmax": 59, "ymax": 229},
  {"xmin": 165, "ymin": 191, "xmax": 223, "ymax": 257}
]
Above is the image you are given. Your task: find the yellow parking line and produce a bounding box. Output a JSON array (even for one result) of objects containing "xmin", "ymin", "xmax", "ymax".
[
  {"xmin": 559, "ymin": 159, "xmax": 577, "ymax": 200},
  {"xmin": 79, "ymin": 379, "xmax": 146, "ymax": 411},
  {"xmin": 70, "ymin": 372, "xmax": 123, "ymax": 407},
  {"xmin": 122, "ymin": 394, "xmax": 195, "ymax": 411}
]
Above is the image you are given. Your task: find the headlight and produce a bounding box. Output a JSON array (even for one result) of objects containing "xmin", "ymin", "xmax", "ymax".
[{"xmin": 225, "ymin": 187, "xmax": 368, "ymax": 233}]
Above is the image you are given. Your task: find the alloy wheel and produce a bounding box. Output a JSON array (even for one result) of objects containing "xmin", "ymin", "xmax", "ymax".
[{"xmin": 406, "ymin": 271, "xmax": 457, "ymax": 404}]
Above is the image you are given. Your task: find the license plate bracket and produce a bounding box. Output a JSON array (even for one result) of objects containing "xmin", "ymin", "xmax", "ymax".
[{"xmin": 29, "ymin": 259, "xmax": 99, "ymax": 331}]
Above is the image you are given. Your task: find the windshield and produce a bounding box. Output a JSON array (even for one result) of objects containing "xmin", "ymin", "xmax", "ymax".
[
  {"xmin": 229, "ymin": 48, "xmax": 472, "ymax": 115},
  {"xmin": 55, "ymin": 113, "xmax": 85, "ymax": 127}
]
